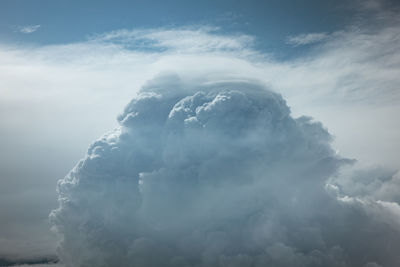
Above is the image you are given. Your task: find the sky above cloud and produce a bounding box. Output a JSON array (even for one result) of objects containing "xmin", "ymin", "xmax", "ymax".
[{"xmin": 0, "ymin": 0, "xmax": 400, "ymax": 266}]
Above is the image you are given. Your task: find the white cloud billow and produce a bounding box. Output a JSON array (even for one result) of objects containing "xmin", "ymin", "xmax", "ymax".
[{"xmin": 50, "ymin": 75, "xmax": 400, "ymax": 267}]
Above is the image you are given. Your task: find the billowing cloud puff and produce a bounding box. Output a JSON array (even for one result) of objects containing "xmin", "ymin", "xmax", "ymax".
[{"xmin": 50, "ymin": 75, "xmax": 400, "ymax": 267}]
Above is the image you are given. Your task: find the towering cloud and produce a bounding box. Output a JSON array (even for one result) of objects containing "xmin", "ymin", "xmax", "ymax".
[{"xmin": 50, "ymin": 75, "xmax": 400, "ymax": 267}]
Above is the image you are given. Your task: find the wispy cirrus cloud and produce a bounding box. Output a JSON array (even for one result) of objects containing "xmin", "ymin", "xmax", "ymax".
[
  {"xmin": 91, "ymin": 26, "xmax": 255, "ymax": 54},
  {"xmin": 286, "ymin": 32, "xmax": 328, "ymax": 46},
  {"xmin": 18, "ymin": 25, "xmax": 41, "ymax": 34}
]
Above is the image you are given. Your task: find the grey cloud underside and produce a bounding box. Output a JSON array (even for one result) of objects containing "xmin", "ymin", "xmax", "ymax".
[{"xmin": 50, "ymin": 76, "xmax": 400, "ymax": 267}]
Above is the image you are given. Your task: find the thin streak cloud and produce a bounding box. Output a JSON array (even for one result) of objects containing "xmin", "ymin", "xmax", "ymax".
[
  {"xmin": 18, "ymin": 25, "xmax": 41, "ymax": 34},
  {"xmin": 91, "ymin": 26, "xmax": 256, "ymax": 54},
  {"xmin": 286, "ymin": 32, "xmax": 328, "ymax": 46}
]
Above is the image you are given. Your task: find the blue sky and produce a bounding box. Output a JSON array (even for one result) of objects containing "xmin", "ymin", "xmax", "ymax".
[
  {"xmin": 1, "ymin": 0, "xmax": 400, "ymax": 265},
  {"xmin": 0, "ymin": 0, "xmax": 355, "ymax": 58}
]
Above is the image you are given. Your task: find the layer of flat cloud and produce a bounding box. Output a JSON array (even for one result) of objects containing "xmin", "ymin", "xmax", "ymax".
[{"xmin": 10, "ymin": 265, "xmax": 62, "ymax": 267}]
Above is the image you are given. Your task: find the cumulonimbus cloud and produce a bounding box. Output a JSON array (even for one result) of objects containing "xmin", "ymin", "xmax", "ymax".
[
  {"xmin": 50, "ymin": 75, "xmax": 400, "ymax": 267},
  {"xmin": 0, "ymin": 1, "xmax": 398, "ymax": 263}
]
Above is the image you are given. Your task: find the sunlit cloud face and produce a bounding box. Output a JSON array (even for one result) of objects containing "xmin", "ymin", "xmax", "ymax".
[{"xmin": 0, "ymin": 2, "xmax": 400, "ymax": 266}]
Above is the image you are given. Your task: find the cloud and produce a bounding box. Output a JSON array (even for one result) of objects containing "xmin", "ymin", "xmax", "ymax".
[
  {"xmin": 18, "ymin": 25, "xmax": 41, "ymax": 34},
  {"xmin": 286, "ymin": 32, "xmax": 328, "ymax": 46},
  {"xmin": 50, "ymin": 76, "xmax": 344, "ymax": 266},
  {"xmin": 0, "ymin": 255, "xmax": 59, "ymax": 267},
  {"xmin": 92, "ymin": 26, "xmax": 255, "ymax": 54},
  {"xmin": 1, "ymin": 1, "xmax": 400, "ymax": 263},
  {"xmin": 49, "ymin": 74, "xmax": 400, "ymax": 267}
]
